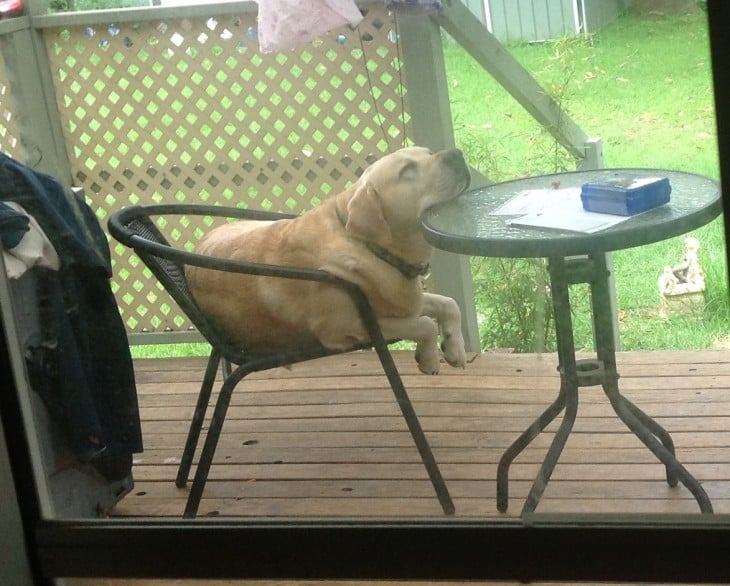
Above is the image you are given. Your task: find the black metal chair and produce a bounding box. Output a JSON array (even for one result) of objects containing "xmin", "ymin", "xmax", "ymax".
[{"xmin": 108, "ymin": 203, "xmax": 454, "ymax": 517}]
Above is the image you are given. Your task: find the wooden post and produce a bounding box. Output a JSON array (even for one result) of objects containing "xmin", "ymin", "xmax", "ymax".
[
  {"xmin": 0, "ymin": 3, "xmax": 71, "ymax": 179},
  {"xmin": 579, "ymin": 136, "xmax": 605, "ymax": 170},
  {"xmin": 578, "ymin": 137, "xmax": 620, "ymax": 350},
  {"xmin": 397, "ymin": 12, "xmax": 482, "ymax": 353}
]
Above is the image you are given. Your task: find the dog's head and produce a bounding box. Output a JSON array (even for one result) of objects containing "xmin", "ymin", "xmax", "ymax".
[{"xmin": 345, "ymin": 147, "xmax": 471, "ymax": 245}]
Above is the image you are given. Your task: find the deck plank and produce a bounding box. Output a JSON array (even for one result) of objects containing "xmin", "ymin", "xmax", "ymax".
[{"xmin": 113, "ymin": 350, "xmax": 730, "ymax": 519}]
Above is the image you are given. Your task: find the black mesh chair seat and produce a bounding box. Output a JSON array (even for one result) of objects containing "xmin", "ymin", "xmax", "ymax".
[{"xmin": 108, "ymin": 204, "xmax": 454, "ymax": 517}]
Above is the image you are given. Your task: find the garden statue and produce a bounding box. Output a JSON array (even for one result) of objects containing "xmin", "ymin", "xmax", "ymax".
[{"xmin": 658, "ymin": 235, "xmax": 705, "ymax": 317}]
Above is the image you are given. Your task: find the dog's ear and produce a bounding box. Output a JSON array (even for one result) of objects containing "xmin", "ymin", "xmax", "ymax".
[{"xmin": 345, "ymin": 182, "xmax": 392, "ymax": 244}]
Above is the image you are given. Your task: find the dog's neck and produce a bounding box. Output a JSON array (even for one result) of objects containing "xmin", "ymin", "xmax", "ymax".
[{"xmin": 334, "ymin": 204, "xmax": 430, "ymax": 280}]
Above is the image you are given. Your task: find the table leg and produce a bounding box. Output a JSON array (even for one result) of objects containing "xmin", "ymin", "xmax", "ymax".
[
  {"xmin": 520, "ymin": 257, "xmax": 582, "ymax": 514},
  {"xmin": 589, "ymin": 254, "xmax": 712, "ymax": 513},
  {"xmin": 496, "ymin": 383, "xmax": 566, "ymax": 513},
  {"xmin": 604, "ymin": 383, "xmax": 713, "ymax": 513},
  {"xmin": 520, "ymin": 381, "xmax": 578, "ymax": 514},
  {"xmin": 496, "ymin": 253, "xmax": 713, "ymax": 515},
  {"xmin": 590, "ymin": 254, "xmax": 677, "ymax": 483},
  {"xmin": 497, "ymin": 256, "xmax": 579, "ymax": 513},
  {"xmin": 617, "ymin": 395, "xmax": 678, "ymax": 486}
]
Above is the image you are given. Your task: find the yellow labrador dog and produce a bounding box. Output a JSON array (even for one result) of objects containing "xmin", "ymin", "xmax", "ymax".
[{"xmin": 186, "ymin": 146, "xmax": 470, "ymax": 374}]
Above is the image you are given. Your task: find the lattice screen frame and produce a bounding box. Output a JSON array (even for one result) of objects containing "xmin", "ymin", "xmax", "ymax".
[{"xmin": 42, "ymin": 4, "xmax": 415, "ymax": 340}]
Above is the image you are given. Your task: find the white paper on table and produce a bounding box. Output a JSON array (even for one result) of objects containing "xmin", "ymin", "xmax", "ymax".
[
  {"xmin": 492, "ymin": 187, "xmax": 632, "ymax": 234},
  {"xmin": 492, "ymin": 188, "xmax": 581, "ymax": 215}
]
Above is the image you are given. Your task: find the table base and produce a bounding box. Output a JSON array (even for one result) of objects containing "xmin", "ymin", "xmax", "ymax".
[{"xmin": 495, "ymin": 254, "xmax": 713, "ymax": 515}]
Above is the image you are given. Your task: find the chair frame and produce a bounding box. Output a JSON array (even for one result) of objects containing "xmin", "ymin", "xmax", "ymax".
[{"xmin": 108, "ymin": 204, "xmax": 454, "ymax": 517}]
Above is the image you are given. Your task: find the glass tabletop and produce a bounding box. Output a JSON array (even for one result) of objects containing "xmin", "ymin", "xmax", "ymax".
[{"xmin": 421, "ymin": 168, "xmax": 722, "ymax": 258}]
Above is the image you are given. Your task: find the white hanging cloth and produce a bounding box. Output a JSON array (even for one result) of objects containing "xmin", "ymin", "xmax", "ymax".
[
  {"xmin": 255, "ymin": 0, "xmax": 364, "ymax": 53},
  {"xmin": 2, "ymin": 201, "xmax": 60, "ymax": 279}
]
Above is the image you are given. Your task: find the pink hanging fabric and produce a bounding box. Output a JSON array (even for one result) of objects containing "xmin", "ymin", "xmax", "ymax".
[{"xmin": 256, "ymin": 0, "xmax": 364, "ymax": 53}]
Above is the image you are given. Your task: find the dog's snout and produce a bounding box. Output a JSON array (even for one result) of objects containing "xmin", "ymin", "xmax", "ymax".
[
  {"xmin": 441, "ymin": 149, "xmax": 469, "ymax": 174},
  {"xmin": 438, "ymin": 148, "xmax": 464, "ymax": 166}
]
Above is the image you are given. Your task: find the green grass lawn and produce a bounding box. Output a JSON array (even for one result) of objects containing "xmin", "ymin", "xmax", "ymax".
[{"xmin": 444, "ymin": 9, "xmax": 728, "ymax": 352}]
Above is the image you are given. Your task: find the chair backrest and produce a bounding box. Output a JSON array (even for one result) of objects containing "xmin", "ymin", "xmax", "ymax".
[
  {"xmin": 109, "ymin": 203, "xmax": 390, "ymax": 366},
  {"xmin": 110, "ymin": 208, "xmax": 245, "ymax": 361}
]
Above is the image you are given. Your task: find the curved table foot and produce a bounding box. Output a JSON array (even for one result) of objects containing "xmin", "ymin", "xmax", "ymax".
[
  {"xmin": 616, "ymin": 393, "xmax": 678, "ymax": 486},
  {"xmin": 496, "ymin": 377, "xmax": 713, "ymax": 515},
  {"xmin": 605, "ymin": 385, "xmax": 713, "ymax": 514},
  {"xmin": 521, "ymin": 386, "xmax": 579, "ymax": 514},
  {"xmin": 497, "ymin": 384, "xmax": 567, "ymax": 513}
]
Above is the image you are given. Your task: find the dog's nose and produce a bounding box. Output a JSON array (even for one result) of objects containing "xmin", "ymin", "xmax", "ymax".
[
  {"xmin": 440, "ymin": 149, "xmax": 469, "ymax": 175},
  {"xmin": 439, "ymin": 150, "xmax": 470, "ymax": 195},
  {"xmin": 440, "ymin": 149, "xmax": 470, "ymax": 182},
  {"xmin": 440, "ymin": 148, "xmax": 465, "ymax": 166}
]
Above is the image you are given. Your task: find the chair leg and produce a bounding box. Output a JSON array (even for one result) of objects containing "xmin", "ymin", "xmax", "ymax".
[
  {"xmin": 183, "ymin": 363, "xmax": 252, "ymax": 518},
  {"xmin": 373, "ymin": 341, "xmax": 455, "ymax": 515},
  {"xmin": 176, "ymin": 350, "xmax": 221, "ymax": 488}
]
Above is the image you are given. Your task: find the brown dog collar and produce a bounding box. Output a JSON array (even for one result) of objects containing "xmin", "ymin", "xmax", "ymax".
[{"xmin": 334, "ymin": 205, "xmax": 430, "ymax": 280}]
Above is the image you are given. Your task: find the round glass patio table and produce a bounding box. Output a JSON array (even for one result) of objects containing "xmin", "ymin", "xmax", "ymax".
[
  {"xmin": 421, "ymin": 168, "xmax": 721, "ymax": 258},
  {"xmin": 421, "ymin": 168, "xmax": 722, "ymax": 516}
]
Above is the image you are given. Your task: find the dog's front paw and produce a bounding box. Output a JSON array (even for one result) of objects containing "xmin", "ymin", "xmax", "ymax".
[
  {"xmin": 441, "ymin": 332, "xmax": 467, "ymax": 369},
  {"xmin": 415, "ymin": 344, "xmax": 441, "ymax": 375}
]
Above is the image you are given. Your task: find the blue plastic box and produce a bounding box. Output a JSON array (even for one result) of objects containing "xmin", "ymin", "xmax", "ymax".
[{"xmin": 580, "ymin": 176, "xmax": 671, "ymax": 216}]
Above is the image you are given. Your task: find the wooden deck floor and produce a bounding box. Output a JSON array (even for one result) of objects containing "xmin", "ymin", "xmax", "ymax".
[{"xmin": 111, "ymin": 349, "xmax": 730, "ymax": 519}]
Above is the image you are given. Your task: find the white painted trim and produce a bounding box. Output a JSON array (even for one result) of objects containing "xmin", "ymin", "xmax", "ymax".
[
  {"xmin": 572, "ymin": 0, "xmax": 582, "ymax": 34},
  {"xmin": 0, "ymin": 413, "xmax": 35, "ymax": 585},
  {"xmin": 0, "ymin": 255, "xmax": 55, "ymax": 518},
  {"xmin": 580, "ymin": 0, "xmax": 589, "ymax": 35},
  {"xmin": 483, "ymin": 0, "xmax": 493, "ymax": 33}
]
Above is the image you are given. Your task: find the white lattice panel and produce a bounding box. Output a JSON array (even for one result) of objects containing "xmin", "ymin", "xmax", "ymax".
[{"xmin": 42, "ymin": 5, "xmax": 414, "ymax": 337}]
